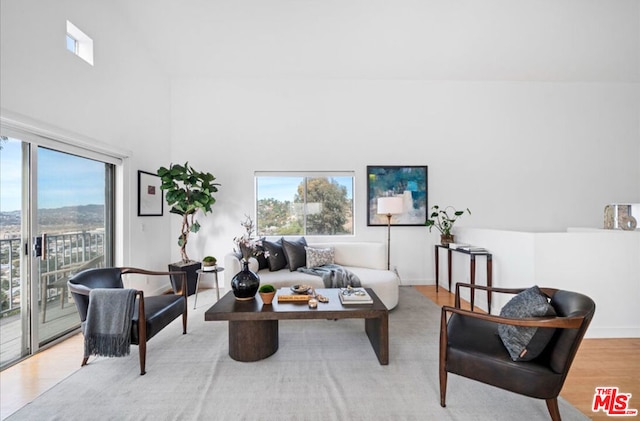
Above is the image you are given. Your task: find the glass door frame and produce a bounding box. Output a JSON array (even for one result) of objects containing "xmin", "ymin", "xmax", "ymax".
[{"xmin": 1, "ymin": 115, "xmax": 127, "ymax": 368}]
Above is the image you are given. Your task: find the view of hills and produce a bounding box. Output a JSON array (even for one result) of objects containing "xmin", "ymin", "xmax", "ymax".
[{"xmin": 0, "ymin": 205, "xmax": 104, "ymax": 237}]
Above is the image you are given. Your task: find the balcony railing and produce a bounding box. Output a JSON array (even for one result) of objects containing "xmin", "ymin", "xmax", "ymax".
[{"xmin": 0, "ymin": 231, "xmax": 105, "ymax": 318}]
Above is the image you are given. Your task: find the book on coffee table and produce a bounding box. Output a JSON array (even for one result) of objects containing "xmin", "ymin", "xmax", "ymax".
[
  {"xmin": 339, "ymin": 288, "xmax": 373, "ymax": 305},
  {"xmin": 277, "ymin": 294, "xmax": 310, "ymax": 302}
]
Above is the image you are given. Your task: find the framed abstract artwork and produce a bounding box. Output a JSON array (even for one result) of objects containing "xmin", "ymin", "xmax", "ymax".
[
  {"xmin": 138, "ymin": 170, "xmax": 163, "ymax": 216},
  {"xmin": 367, "ymin": 165, "xmax": 428, "ymax": 226}
]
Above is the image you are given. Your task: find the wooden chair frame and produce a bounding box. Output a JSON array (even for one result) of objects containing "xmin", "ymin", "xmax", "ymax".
[
  {"xmin": 439, "ymin": 283, "xmax": 593, "ymax": 421},
  {"xmin": 69, "ymin": 267, "xmax": 187, "ymax": 375}
]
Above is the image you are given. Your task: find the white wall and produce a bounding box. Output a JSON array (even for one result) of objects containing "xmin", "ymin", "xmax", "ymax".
[
  {"xmin": 163, "ymin": 0, "xmax": 639, "ymax": 287},
  {"xmin": 454, "ymin": 228, "xmax": 640, "ymax": 339},
  {"xmin": 1, "ymin": 0, "xmax": 172, "ymax": 293},
  {"xmin": 171, "ymin": 78, "xmax": 638, "ymax": 285},
  {"xmin": 1, "ymin": 1, "xmax": 639, "ymax": 292}
]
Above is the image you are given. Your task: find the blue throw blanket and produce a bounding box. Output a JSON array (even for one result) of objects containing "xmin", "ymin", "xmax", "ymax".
[
  {"xmin": 83, "ymin": 288, "xmax": 136, "ymax": 359},
  {"xmin": 297, "ymin": 264, "xmax": 361, "ymax": 288}
]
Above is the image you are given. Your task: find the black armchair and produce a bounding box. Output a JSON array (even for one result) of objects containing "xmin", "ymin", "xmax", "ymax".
[
  {"xmin": 68, "ymin": 267, "xmax": 188, "ymax": 375},
  {"xmin": 439, "ymin": 283, "xmax": 595, "ymax": 421}
]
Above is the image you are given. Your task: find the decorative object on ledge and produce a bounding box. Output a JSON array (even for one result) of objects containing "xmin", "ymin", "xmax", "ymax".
[
  {"xmin": 426, "ymin": 205, "xmax": 471, "ymax": 246},
  {"xmin": 231, "ymin": 260, "xmax": 260, "ymax": 301},
  {"xmin": 137, "ymin": 170, "xmax": 163, "ymax": 216},
  {"xmin": 367, "ymin": 165, "xmax": 428, "ymax": 226},
  {"xmin": 258, "ymin": 284, "xmax": 276, "ymax": 305},
  {"xmin": 377, "ymin": 196, "xmax": 404, "ymax": 270},
  {"xmin": 604, "ymin": 204, "xmax": 638, "ymax": 231}
]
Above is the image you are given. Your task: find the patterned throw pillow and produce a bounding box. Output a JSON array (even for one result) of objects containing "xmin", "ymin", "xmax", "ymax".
[
  {"xmin": 498, "ymin": 285, "xmax": 557, "ymax": 361},
  {"xmin": 305, "ymin": 247, "xmax": 334, "ymax": 268}
]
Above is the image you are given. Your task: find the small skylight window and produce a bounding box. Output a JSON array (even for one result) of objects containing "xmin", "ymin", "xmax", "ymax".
[
  {"xmin": 66, "ymin": 34, "xmax": 78, "ymax": 54},
  {"xmin": 66, "ymin": 20, "xmax": 93, "ymax": 66}
]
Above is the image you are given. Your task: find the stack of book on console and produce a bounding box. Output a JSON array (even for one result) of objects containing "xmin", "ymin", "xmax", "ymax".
[
  {"xmin": 458, "ymin": 245, "xmax": 490, "ymax": 254},
  {"xmin": 339, "ymin": 287, "xmax": 373, "ymax": 305}
]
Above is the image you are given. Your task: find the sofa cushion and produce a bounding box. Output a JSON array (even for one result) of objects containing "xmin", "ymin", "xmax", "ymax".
[
  {"xmin": 309, "ymin": 242, "xmax": 387, "ymax": 270},
  {"xmin": 282, "ymin": 237, "xmax": 308, "ymax": 271},
  {"xmin": 263, "ymin": 238, "xmax": 287, "ymax": 271},
  {"xmin": 305, "ymin": 246, "xmax": 335, "ymax": 268},
  {"xmin": 498, "ymin": 285, "xmax": 557, "ymax": 361}
]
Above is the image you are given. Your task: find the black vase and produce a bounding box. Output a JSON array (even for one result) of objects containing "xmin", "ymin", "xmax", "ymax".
[{"xmin": 231, "ymin": 260, "xmax": 260, "ymax": 300}]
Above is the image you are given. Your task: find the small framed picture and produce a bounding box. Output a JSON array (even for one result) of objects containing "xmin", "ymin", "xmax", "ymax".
[
  {"xmin": 138, "ymin": 170, "xmax": 163, "ymax": 216},
  {"xmin": 367, "ymin": 165, "xmax": 428, "ymax": 226}
]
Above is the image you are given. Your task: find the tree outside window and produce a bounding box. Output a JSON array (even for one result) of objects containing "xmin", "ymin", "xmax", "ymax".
[{"xmin": 256, "ymin": 174, "xmax": 353, "ymax": 236}]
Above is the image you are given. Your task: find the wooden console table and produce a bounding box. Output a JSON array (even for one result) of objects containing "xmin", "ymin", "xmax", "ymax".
[{"xmin": 435, "ymin": 245, "xmax": 493, "ymax": 313}]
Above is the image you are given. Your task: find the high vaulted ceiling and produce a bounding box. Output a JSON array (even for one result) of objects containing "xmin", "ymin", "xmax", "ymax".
[{"xmin": 113, "ymin": 0, "xmax": 638, "ymax": 81}]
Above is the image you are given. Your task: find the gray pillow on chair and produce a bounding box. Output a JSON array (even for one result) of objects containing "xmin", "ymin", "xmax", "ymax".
[{"xmin": 498, "ymin": 285, "xmax": 557, "ymax": 361}]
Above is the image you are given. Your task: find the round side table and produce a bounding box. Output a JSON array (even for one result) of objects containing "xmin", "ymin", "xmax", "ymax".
[{"xmin": 194, "ymin": 267, "xmax": 224, "ymax": 309}]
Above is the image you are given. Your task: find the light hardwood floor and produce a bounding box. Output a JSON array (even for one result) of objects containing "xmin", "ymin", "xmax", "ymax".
[{"xmin": 1, "ymin": 286, "xmax": 638, "ymax": 420}]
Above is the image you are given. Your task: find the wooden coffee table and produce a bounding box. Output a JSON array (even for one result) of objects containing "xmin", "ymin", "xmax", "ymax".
[{"xmin": 204, "ymin": 288, "xmax": 389, "ymax": 365}]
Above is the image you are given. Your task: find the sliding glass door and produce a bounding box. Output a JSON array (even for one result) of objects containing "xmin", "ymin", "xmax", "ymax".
[
  {"xmin": 0, "ymin": 138, "xmax": 26, "ymax": 368},
  {"xmin": 35, "ymin": 146, "xmax": 113, "ymax": 344},
  {"xmin": 0, "ymin": 136, "xmax": 114, "ymax": 368}
]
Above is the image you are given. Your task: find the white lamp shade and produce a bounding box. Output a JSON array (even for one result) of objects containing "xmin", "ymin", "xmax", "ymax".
[{"xmin": 377, "ymin": 196, "xmax": 404, "ymax": 215}]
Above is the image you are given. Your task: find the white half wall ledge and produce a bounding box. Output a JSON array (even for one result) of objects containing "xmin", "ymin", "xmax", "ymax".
[{"xmin": 453, "ymin": 227, "xmax": 640, "ymax": 339}]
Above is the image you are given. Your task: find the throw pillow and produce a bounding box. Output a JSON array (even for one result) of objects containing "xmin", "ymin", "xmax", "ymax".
[
  {"xmin": 305, "ymin": 246, "xmax": 335, "ymax": 268},
  {"xmin": 254, "ymin": 243, "xmax": 269, "ymax": 270},
  {"xmin": 263, "ymin": 238, "xmax": 287, "ymax": 271},
  {"xmin": 498, "ymin": 285, "xmax": 557, "ymax": 362},
  {"xmin": 282, "ymin": 237, "xmax": 308, "ymax": 271}
]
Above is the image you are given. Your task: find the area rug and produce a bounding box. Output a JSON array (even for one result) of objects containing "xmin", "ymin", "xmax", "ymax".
[{"xmin": 8, "ymin": 287, "xmax": 587, "ymax": 420}]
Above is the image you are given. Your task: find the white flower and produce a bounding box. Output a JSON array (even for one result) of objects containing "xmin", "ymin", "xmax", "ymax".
[{"xmin": 233, "ymin": 215, "xmax": 268, "ymax": 262}]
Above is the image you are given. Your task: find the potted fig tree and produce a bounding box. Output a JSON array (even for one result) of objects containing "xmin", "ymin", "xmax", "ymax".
[{"xmin": 158, "ymin": 162, "xmax": 220, "ymax": 295}]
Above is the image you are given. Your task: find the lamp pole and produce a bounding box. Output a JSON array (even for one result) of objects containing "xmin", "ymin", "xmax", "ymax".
[
  {"xmin": 377, "ymin": 196, "xmax": 404, "ymax": 271},
  {"xmin": 386, "ymin": 213, "xmax": 392, "ymax": 270}
]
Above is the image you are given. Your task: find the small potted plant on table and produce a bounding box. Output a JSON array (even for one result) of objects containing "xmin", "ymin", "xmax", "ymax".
[
  {"xmin": 202, "ymin": 256, "xmax": 217, "ymax": 271},
  {"xmin": 258, "ymin": 284, "xmax": 276, "ymax": 305},
  {"xmin": 426, "ymin": 205, "xmax": 471, "ymax": 246}
]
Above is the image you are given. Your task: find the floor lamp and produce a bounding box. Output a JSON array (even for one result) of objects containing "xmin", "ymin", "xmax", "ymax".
[{"xmin": 377, "ymin": 196, "xmax": 404, "ymax": 270}]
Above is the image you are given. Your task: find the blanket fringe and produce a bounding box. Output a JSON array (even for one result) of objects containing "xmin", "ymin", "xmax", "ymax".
[{"xmin": 85, "ymin": 333, "xmax": 131, "ymax": 358}]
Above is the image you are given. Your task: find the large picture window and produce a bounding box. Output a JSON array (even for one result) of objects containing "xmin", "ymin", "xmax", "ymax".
[{"xmin": 255, "ymin": 172, "xmax": 354, "ymax": 236}]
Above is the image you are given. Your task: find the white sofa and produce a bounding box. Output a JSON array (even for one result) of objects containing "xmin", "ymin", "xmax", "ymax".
[{"xmin": 223, "ymin": 242, "xmax": 400, "ymax": 309}]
